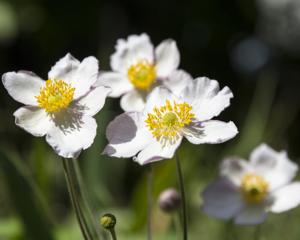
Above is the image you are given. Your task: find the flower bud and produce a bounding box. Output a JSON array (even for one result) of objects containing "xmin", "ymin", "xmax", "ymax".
[
  {"xmin": 100, "ymin": 213, "xmax": 116, "ymax": 230},
  {"xmin": 158, "ymin": 188, "xmax": 181, "ymax": 213}
]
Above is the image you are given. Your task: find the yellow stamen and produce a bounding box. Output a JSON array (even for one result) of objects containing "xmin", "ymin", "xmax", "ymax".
[
  {"xmin": 240, "ymin": 173, "xmax": 269, "ymax": 203},
  {"xmin": 36, "ymin": 79, "xmax": 75, "ymax": 113},
  {"xmin": 127, "ymin": 60, "xmax": 156, "ymax": 90},
  {"xmin": 145, "ymin": 100, "xmax": 194, "ymax": 146}
]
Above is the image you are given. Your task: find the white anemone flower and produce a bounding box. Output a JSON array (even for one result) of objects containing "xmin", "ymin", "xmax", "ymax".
[
  {"xmin": 202, "ymin": 144, "xmax": 300, "ymax": 225},
  {"xmin": 2, "ymin": 53, "xmax": 111, "ymax": 158},
  {"xmin": 97, "ymin": 33, "xmax": 192, "ymax": 112},
  {"xmin": 104, "ymin": 77, "xmax": 238, "ymax": 165}
]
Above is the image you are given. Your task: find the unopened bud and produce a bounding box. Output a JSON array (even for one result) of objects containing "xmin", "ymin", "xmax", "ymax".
[
  {"xmin": 158, "ymin": 188, "xmax": 181, "ymax": 213},
  {"xmin": 100, "ymin": 213, "xmax": 116, "ymax": 230}
]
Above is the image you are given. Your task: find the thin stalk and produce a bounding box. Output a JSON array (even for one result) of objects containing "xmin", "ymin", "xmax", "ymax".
[
  {"xmin": 109, "ymin": 229, "xmax": 117, "ymax": 240},
  {"xmin": 175, "ymin": 153, "xmax": 188, "ymax": 240},
  {"xmin": 73, "ymin": 159, "xmax": 103, "ymax": 238},
  {"xmin": 254, "ymin": 225, "xmax": 261, "ymax": 240},
  {"xmin": 173, "ymin": 211, "xmax": 181, "ymax": 237},
  {"xmin": 62, "ymin": 158, "xmax": 91, "ymax": 240},
  {"xmin": 147, "ymin": 164, "xmax": 153, "ymax": 240},
  {"xmin": 62, "ymin": 158, "xmax": 101, "ymax": 240}
]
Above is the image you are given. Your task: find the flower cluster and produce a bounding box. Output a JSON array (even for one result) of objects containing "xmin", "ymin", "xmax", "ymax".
[{"xmin": 2, "ymin": 33, "xmax": 299, "ymax": 230}]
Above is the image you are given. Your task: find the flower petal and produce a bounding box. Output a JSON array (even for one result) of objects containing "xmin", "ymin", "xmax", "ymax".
[
  {"xmin": 103, "ymin": 112, "xmax": 152, "ymax": 158},
  {"xmin": 111, "ymin": 34, "xmax": 154, "ymax": 73},
  {"xmin": 97, "ymin": 71, "xmax": 133, "ymax": 97},
  {"xmin": 48, "ymin": 53, "xmax": 79, "ymax": 80},
  {"xmin": 162, "ymin": 70, "xmax": 193, "ymax": 96},
  {"xmin": 220, "ymin": 157, "xmax": 251, "ymax": 186},
  {"xmin": 13, "ymin": 106, "xmax": 52, "ymax": 137},
  {"xmin": 155, "ymin": 39, "xmax": 180, "ymax": 77},
  {"xmin": 234, "ymin": 204, "xmax": 267, "ymax": 225},
  {"xmin": 134, "ymin": 137, "xmax": 182, "ymax": 165},
  {"xmin": 48, "ymin": 53, "xmax": 99, "ymax": 99},
  {"xmin": 202, "ymin": 177, "xmax": 244, "ymax": 220},
  {"xmin": 270, "ymin": 182, "xmax": 300, "ymax": 213},
  {"xmin": 120, "ymin": 90, "xmax": 146, "ymax": 112},
  {"xmin": 2, "ymin": 71, "xmax": 45, "ymax": 106},
  {"xmin": 77, "ymin": 86, "xmax": 111, "ymax": 116},
  {"xmin": 249, "ymin": 144, "xmax": 298, "ymax": 190},
  {"xmin": 46, "ymin": 115, "xmax": 97, "ymax": 158},
  {"xmin": 143, "ymin": 86, "xmax": 180, "ymax": 116},
  {"xmin": 183, "ymin": 77, "xmax": 233, "ymax": 121},
  {"xmin": 184, "ymin": 120, "xmax": 238, "ymax": 145}
]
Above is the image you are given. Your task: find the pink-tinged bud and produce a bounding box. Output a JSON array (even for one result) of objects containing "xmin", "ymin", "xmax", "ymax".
[{"xmin": 158, "ymin": 188, "xmax": 181, "ymax": 213}]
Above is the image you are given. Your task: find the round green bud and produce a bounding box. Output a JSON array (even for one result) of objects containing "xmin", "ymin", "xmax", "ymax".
[{"xmin": 100, "ymin": 213, "xmax": 116, "ymax": 230}]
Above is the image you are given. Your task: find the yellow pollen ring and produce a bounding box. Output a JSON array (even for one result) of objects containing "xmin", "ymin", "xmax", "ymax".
[
  {"xmin": 240, "ymin": 173, "xmax": 269, "ymax": 204},
  {"xmin": 145, "ymin": 100, "xmax": 194, "ymax": 146},
  {"xmin": 127, "ymin": 60, "xmax": 156, "ymax": 90},
  {"xmin": 36, "ymin": 79, "xmax": 75, "ymax": 113}
]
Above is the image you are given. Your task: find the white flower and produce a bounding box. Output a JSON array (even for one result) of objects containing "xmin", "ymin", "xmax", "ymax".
[
  {"xmin": 97, "ymin": 33, "xmax": 192, "ymax": 112},
  {"xmin": 2, "ymin": 53, "xmax": 111, "ymax": 158},
  {"xmin": 202, "ymin": 144, "xmax": 300, "ymax": 225},
  {"xmin": 104, "ymin": 77, "xmax": 238, "ymax": 165}
]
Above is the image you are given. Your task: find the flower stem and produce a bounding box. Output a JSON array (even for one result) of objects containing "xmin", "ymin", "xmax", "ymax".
[
  {"xmin": 62, "ymin": 158, "xmax": 101, "ymax": 240},
  {"xmin": 254, "ymin": 225, "xmax": 261, "ymax": 240},
  {"xmin": 109, "ymin": 229, "xmax": 117, "ymax": 240},
  {"xmin": 147, "ymin": 164, "xmax": 153, "ymax": 240},
  {"xmin": 173, "ymin": 212, "xmax": 181, "ymax": 237},
  {"xmin": 175, "ymin": 153, "xmax": 188, "ymax": 240},
  {"xmin": 72, "ymin": 159, "xmax": 103, "ymax": 238}
]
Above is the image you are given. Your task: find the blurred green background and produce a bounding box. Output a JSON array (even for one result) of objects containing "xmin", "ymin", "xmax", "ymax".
[{"xmin": 0, "ymin": 0, "xmax": 300, "ymax": 239}]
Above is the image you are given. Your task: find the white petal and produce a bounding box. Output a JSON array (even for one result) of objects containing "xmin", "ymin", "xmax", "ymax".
[
  {"xmin": 48, "ymin": 54, "xmax": 99, "ymax": 99},
  {"xmin": 162, "ymin": 70, "xmax": 193, "ymax": 96},
  {"xmin": 143, "ymin": 86, "xmax": 180, "ymax": 116},
  {"xmin": 184, "ymin": 120, "xmax": 238, "ymax": 144},
  {"xmin": 48, "ymin": 53, "xmax": 80, "ymax": 80},
  {"xmin": 2, "ymin": 71, "xmax": 45, "ymax": 106},
  {"xmin": 120, "ymin": 90, "xmax": 146, "ymax": 112},
  {"xmin": 97, "ymin": 71, "xmax": 133, "ymax": 97},
  {"xmin": 46, "ymin": 115, "xmax": 97, "ymax": 158},
  {"xmin": 220, "ymin": 157, "xmax": 251, "ymax": 186},
  {"xmin": 77, "ymin": 86, "xmax": 111, "ymax": 116},
  {"xmin": 234, "ymin": 204, "xmax": 267, "ymax": 225},
  {"xmin": 13, "ymin": 106, "xmax": 52, "ymax": 137},
  {"xmin": 202, "ymin": 177, "xmax": 244, "ymax": 220},
  {"xmin": 270, "ymin": 182, "xmax": 300, "ymax": 213},
  {"xmin": 134, "ymin": 137, "xmax": 182, "ymax": 165},
  {"xmin": 155, "ymin": 39, "xmax": 180, "ymax": 77},
  {"xmin": 103, "ymin": 112, "xmax": 152, "ymax": 158},
  {"xmin": 111, "ymin": 34, "xmax": 154, "ymax": 73},
  {"xmin": 250, "ymin": 144, "xmax": 298, "ymax": 190},
  {"xmin": 183, "ymin": 77, "xmax": 233, "ymax": 121}
]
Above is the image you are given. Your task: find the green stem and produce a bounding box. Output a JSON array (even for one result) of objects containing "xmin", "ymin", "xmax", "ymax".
[
  {"xmin": 62, "ymin": 158, "xmax": 101, "ymax": 240},
  {"xmin": 173, "ymin": 211, "xmax": 181, "ymax": 237},
  {"xmin": 73, "ymin": 159, "xmax": 103, "ymax": 238},
  {"xmin": 175, "ymin": 153, "xmax": 188, "ymax": 240},
  {"xmin": 147, "ymin": 165, "xmax": 153, "ymax": 240},
  {"xmin": 254, "ymin": 225, "xmax": 261, "ymax": 240},
  {"xmin": 62, "ymin": 158, "xmax": 90, "ymax": 240},
  {"xmin": 109, "ymin": 229, "xmax": 117, "ymax": 240}
]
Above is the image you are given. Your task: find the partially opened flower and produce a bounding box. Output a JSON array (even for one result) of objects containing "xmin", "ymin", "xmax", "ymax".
[
  {"xmin": 104, "ymin": 77, "xmax": 238, "ymax": 165},
  {"xmin": 2, "ymin": 53, "xmax": 110, "ymax": 158},
  {"xmin": 202, "ymin": 144, "xmax": 300, "ymax": 225},
  {"xmin": 97, "ymin": 33, "xmax": 192, "ymax": 112}
]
